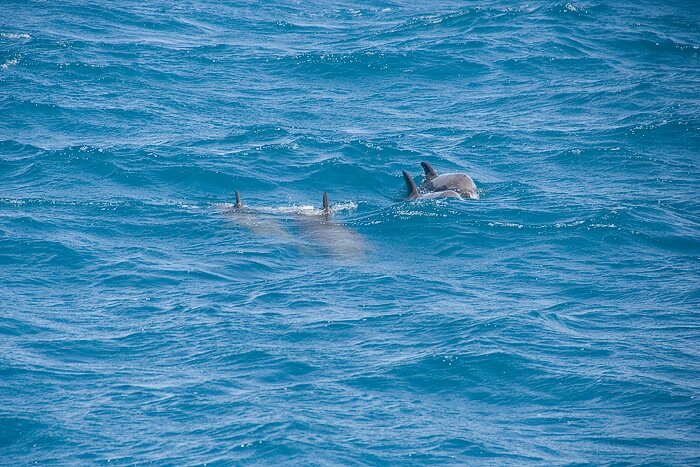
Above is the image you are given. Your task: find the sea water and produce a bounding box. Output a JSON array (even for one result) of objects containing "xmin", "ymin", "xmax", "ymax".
[{"xmin": 1, "ymin": 0, "xmax": 699, "ymax": 464}]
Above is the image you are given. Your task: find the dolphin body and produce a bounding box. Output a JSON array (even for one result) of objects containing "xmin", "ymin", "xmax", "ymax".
[
  {"xmin": 226, "ymin": 192, "xmax": 364, "ymax": 260},
  {"xmin": 420, "ymin": 161, "xmax": 478, "ymax": 199},
  {"xmin": 296, "ymin": 192, "xmax": 366, "ymax": 260},
  {"xmin": 402, "ymin": 170, "xmax": 462, "ymax": 200},
  {"xmin": 226, "ymin": 191, "xmax": 293, "ymax": 240}
]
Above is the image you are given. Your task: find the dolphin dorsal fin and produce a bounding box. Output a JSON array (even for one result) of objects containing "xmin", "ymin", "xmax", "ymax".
[
  {"xmin": 421, "ymin": 161, "xmax": 438, "ymax": 181},
  {"xmin": 235, "ymin": 190, "xmax": 242, "ymax": 208},
  {"xmin": 322, "ymin": 192, "xmax": 330, "ymax": 215},
  {"xmin": 402, "ymin": 171, "xmax": 420, "ymax": 199}
]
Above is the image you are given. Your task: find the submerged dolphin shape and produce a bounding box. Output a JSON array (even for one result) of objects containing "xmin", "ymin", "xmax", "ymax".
[
  {"xmin": 421, "ymin": 161, "xmax": 478, "ymax": 199},
  {"xmin": 296, "ymin": 192, "xmax": 366, "ymax": 259},
  {"xmin": 403, "ymin": 170, "xmax": 462, "ymax": 200},
  {"xmin": 226, "ymin": 191, "xmax": 292, "ymax": 240}
]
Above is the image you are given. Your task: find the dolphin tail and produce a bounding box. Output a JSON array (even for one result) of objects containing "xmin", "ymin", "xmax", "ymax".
[
  {"xmin": 235, "ymin": 190, "xmax": 242, "ymax": 208},
  {"xmin": 402, "ymin": 171, "xmax": 420, "ymax": 199},
  {"xmin": 421, "ymin": 161, "xmax": 438, "ymax": 181},
  {"xmin": 322, "ymin": 192, "xmax": 331, "ymax": 215}
]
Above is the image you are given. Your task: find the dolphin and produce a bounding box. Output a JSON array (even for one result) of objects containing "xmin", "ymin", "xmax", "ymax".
[
  {"xmin": 420, "ymin": 161, "xmax": 478, "ymax": 199},
  {"xmin": 296, "ymin": 192, "xmax": 366, "ymax": 260},
  {"xmin": 403, "ymin": 170, "xmax": 462, "ymax": 200},
  {"xmin": 225, "ymin": 191, "xmax": 292, "ymax": 241}
]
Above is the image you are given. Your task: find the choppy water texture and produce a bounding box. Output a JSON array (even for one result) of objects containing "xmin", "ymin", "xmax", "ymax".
[{"xmin": 2, "ymin": 0, "xmax": 700, "ymax": 464}]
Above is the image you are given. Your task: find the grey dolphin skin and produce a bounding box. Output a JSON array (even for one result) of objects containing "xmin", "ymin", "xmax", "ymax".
[
  {"xmin": 402, "ymin": 170, "xmax": 462, "ymax": 200},
  {"xmin": 296, "ymin": 192, "xmax": 366, "ymax": 259},
  {"xmin": 226, "ymin": 190, "xmax": 292, "ymax": 240},
  {"xmin": 420, "ymin": 161, "xmax": 478, "ymax": 199}
]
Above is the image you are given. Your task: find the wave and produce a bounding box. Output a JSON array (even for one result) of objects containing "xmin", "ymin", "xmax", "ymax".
[{"xmin": 379, "ymin": 7, "xmax": 522, "ymax": 38}]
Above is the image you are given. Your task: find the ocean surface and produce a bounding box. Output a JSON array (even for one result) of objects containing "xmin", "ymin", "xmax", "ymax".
[{"xmin": 1, "ymin": 0, "xmax": 699, "ymax": 464}]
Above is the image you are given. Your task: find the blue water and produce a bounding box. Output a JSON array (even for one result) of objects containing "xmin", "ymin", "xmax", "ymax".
[{"xmin": 2, "ymin": 0, "xmax": 699, "ymax": 463}]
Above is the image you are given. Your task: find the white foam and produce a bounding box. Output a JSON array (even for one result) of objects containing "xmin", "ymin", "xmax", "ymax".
[
  {"xmin": 395, "ymin": 210, "xmax": 444, "ymax": 218},
  {"xmin": 1, "ymin": 198, "xmax": 26, "ymax": 206},
  {"xmin": 554, "ymin": 220, "xmax": 585, "ymax": 228},
  {"xmin": 257, "ymin": 201, "xmax": 357, "ymax": 216},
  {"xmin": 329, "ymin": 201, "xmax": 358, "ymax": 212},
  {"xmin": 1, "ymin": 57, "xmax": 19, "ymax": 70},
  {"xmin": 1, "ymin": 32, "xmax": 31, "ymax": 40},
  {"xmin": 212, "ymin": 202, "xmax": 314, "ymax": 215},
  {"xmin": 261, "ymin": 205, "xmax": 319, "ymax": 216}
]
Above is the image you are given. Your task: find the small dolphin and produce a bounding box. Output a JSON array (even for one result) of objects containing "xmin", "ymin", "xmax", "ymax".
[
  {"xmin": 421, "ymin": 161, "xmax": 478, "ymax": 199},
  {"xmin": 296, "ymin": 192, "xmax": 366, "ymax": 260},
  {"xmin": 225, "ymin": 191, "xmax": 292, "ymax": 240},
  {"xmin": 403, "ymin": 170, "xmax": 462, "ymax": 200}
]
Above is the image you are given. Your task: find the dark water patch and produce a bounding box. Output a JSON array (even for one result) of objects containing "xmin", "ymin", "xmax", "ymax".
[
  {"xmin": 606, "ymin": 36, "xmax": 700, "ymax": 62},
  {"xmin": 274, "ymin": 48, "xmax": 489, "ymax": 80},
  {"xmin": 218, "ymin": 124, "xmax": 290, "ymax": 146},
  {"xmin": 0, "ymin": 236, "xmax": 90, "ymax": 269},
  {"xmin": 388, "ymin": 351, "xmax": 542, "ymax": 394},
  {"xmin": 380, "ymin": 6, "xmax": 522, "ymax": 38},
  {"xmin": 0, "ymin": 316, "xmax": 46, "ymax": 337},
  {"xmin": 498, "ymin": 54, "xmax": 613, "ymax": 77},
  {"xmin": 0, "ymin": 415, "xmax": 76, "ymax": 460},
  {"xmin": 0, "ymin": 139, "xmax": 44, "ymax": 160}
]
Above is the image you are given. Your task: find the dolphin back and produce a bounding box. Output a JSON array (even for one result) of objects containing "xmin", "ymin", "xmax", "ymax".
[{"xmin": 428, "ymin": 173, "xmax": 477, "ymax": 196}]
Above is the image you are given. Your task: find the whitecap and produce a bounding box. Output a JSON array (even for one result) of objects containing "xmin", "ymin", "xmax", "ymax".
[
  {"xmin": 1, "ymin": 32, "xmax": 31, "ymax": 40},
  {"xmin": 1, "ymin": 57, "xmax": 19, "ymax": 70},
  {"xmin": 394, "ymin": 210, "xmax": 444, "ymax": 218},
  {"xmin": 257, "ymin": 201, "xmax": 357, "ymax": 216},
  {"xmin": 554, "ymin": 220, "xmax": 585, "ymax": 228},
  {"xmin": 488, "ymin": 221, "xmax": 524, "ymax": 229},
  {"xmin": 261, "ymin": 205, "xmax": 323, "ymax": 216}
]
